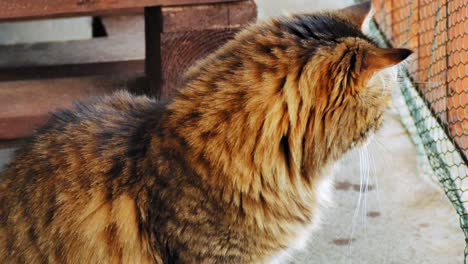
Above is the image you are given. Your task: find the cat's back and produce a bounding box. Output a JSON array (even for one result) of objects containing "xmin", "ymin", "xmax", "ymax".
[
  {"xmin": 1, "ymin": 90, "xmax": 163, "ymax": 182},
  {"xmin": 0, "ymin": 91, "xmax": 164, "ymax": 263}
]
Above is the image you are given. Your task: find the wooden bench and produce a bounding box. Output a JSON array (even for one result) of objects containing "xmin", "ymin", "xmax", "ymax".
[{"xmin": 0, "ymin": 0, "xmax": 257, "ymax": 141}]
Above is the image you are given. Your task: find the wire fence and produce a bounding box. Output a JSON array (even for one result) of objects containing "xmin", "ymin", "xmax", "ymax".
[{"xmin": 366, "ymin": 0, "xmax": 468, "ymax": 262}]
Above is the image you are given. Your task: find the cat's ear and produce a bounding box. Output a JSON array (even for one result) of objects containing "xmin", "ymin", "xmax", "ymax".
[
  {"xmin": 339, "ymin": 1, "xmax": 372, "ymax": 28},
  {"xmin": 362, "ymin": 47, "xmax": 413, "ymax": 73}
]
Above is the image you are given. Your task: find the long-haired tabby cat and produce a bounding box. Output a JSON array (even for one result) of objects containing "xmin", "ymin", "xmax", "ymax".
[{"xmin": 0, "ymin": 2, "xmax": 411, "ymax": 263}]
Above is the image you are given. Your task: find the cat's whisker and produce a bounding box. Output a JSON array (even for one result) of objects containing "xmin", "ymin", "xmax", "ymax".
[
  {"xmin": 344, "ymin": 142, "xmax": 375, "ymax": 264},
  {"xmin": 371, "ymin": 138, "xmax": 392, "ymax": 155},
  {"xmin": 344, "ymin": 147, "xmax": 368, "ymax": 263},
  {"xmin": 371, "ymin": 138, "xmax": 396, "ymax": 176},
  {"xmin": 363, "ymin": 146, "xmax": 370, "ymax": 238},
  {"xmin": 379, "ymin": 74, "xmax": 387, "ymax": 94},
  {"xmin": 368, "ymin": 145, "xmax": 383, "ymax": 210},
  {"xmin": 342, "ymin": 152, "xmax": 360, "ymax": 263},
  {"xmin": 363, "ymin": 145, "xmax": 372, "ymax": 242}
]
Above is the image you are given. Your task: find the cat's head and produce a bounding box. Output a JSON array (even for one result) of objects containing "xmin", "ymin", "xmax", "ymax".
[
  {"xmin": 279, "ymin": 2, "xmax": 412, "ymax": 158},
  {"xmin": 170, "ymin": 2, "xmax": 412, "ymax": 186}
]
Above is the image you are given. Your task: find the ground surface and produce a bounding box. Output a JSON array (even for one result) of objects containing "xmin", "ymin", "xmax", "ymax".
[
  {"xmin": 289, "ymin": 112, "xmax": 464, "ymax": 264},
  {"xmin": 0, "ymin": 0, "xmax": 464, "ymax": 263}
]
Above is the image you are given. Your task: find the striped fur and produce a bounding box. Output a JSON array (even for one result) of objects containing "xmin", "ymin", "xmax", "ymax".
[{"xmin": 0, "ymin": 2, "xmax": 411, "ymax": 263}]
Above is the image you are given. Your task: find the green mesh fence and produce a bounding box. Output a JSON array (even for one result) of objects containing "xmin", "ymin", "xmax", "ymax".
[{"xmin": 358, "ymin": 0, "xmax": 468, "ymax": 262}]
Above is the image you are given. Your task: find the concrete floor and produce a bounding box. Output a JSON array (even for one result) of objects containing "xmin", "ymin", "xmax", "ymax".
[{"xmin": 0, "ymin": 0, "xmax": 464, "ymax": 263}]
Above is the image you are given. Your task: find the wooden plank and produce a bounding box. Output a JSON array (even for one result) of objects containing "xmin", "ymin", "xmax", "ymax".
[
  {"xmin": 227, "ymin": 0, "xmax": 257, "ymax": 25},
  {"xmin": 0, "ymin": 138, "xmax": 27, "ymax": 149},
  {"xmin": 0, "ymin": 20, "xmax": 145, "ymax": 80},
  {"xmin": 0, "ymin": 0, "xmax": 239, "ymax": 21},
  {"xmin": 162, "ymin": 4, "xmax": 230, "ymax": 32},
  {"xmin": 0, "ymin": 61, "xmax": 144, "ymax": 81},
  {"xmin": 0, "ymin": 74, "xmax": 144, "ymax": 139},
  {"xmin": 0, "ymin": 33, "xmax": 145, "ymax": 68},
  {"xmin": 161, "ymin": 0, "xmax": 256, "ymax": 32}
]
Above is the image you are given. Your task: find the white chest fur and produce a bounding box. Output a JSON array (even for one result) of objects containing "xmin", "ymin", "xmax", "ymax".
[{"xmin": 267, "ymin": 171, "xmax": 335, "ymax": 264}]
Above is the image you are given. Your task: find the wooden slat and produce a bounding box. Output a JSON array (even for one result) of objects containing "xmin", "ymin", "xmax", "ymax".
[
  {"xmin": 0, "ymin": 74, "xmax": 144, "ymax": 139},
  {"xmin": 227, "ymin": 0, "xmax": 257, "ymax": 25},
  {"xmin": 0, "ymin": 17, "xmax": 145, "ymax": 80},
  {"xmin": 161, "ymin": 0, "xmax": 256, "ymax": 32},
  {"xmin": 0, "ymin": 61, "xmax": 144, "ymax": 81},
  {"xmin": 0, "ymin": 34, "xmax": 144, "ymax": 68},
  {"xmin": 0, "ymin": 0, "xmax": 239, "ymax": 21},
  {"xmin": 0, "ymin": 138, "xmax": 26, "ymax": 149}
]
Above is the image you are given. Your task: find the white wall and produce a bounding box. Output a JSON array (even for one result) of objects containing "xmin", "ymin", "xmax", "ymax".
[
  {"xmin": 0, "ymin": 17, "xmax": 92, "ymax": 45},
  {"xmin": 255, "ymin": 0, "xmax": 353, "ymax": 20}
]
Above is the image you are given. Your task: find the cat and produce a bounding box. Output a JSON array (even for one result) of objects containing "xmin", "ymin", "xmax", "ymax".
[{"xmin": 0, "ymin": 2, "xmax": 412, "ymax": 263}]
